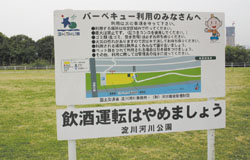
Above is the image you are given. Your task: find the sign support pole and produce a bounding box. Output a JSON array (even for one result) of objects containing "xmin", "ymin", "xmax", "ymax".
[
  {"xmin": 207, "ymin": 98, "xmax": 215, "ymax": 160},
  {"xmin": 67, "ymin": 105, "xmax": 77, "ymax": 160}
]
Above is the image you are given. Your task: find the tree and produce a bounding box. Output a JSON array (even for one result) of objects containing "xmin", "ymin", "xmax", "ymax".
[
  {"xmin": 9, "ymin": 35, "xmax": 37, "ymax": 65},
  {"xmin": 226, "ymin": 45, "xmax": 250, "ymax": 63},
  {"xmin": 36, "ymin": 35, "xmax": 54, "ymax": 64},
  {"xmin": 0, "ymin": 32, "xmax": 10, "ymax": 65}
]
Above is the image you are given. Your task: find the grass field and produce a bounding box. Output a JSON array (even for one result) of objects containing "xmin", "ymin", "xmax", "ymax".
[{"xmin": 0, "ymin": 68, "xmax": 249, "ymax": 160}]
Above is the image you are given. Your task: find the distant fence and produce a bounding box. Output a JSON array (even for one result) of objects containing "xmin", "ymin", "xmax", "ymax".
[
  {"xmin": 0, "ymin": 65, "xmax": 55, "ymax": 70},
  {"xmin": 225, "ymin": 63, "xmax": 250, "ymax": 67},
  {"xmin": 0, "ymin": 63, "xmax": 250, "ymax": 70}
]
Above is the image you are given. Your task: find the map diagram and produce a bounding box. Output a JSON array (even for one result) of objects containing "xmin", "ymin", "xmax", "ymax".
[{"xmin": 86, "ymin": 56, "xmax": 201, "ymax": 98}]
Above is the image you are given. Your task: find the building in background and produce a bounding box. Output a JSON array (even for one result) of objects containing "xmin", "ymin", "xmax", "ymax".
[{"xmin": 226, "ymin": 25, "xmax": 235, "ymax": 46}]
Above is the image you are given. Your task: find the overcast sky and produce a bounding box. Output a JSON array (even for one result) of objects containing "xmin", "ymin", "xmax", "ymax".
[{"xmin": 0, "ymin": 0, "xmax": 249, "ymax": 46}]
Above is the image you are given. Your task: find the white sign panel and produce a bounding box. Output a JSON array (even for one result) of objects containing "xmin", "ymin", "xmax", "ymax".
[
  {"xmin": 57, "ymin": 100, "xmax": 225, "ymax": 140},
  {"xmin": 54, "ymin": 10, "xmax": 225, "ymax": 105}
]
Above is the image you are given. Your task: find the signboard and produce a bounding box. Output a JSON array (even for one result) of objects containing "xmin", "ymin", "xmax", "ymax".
[
  {"xmin": 57, "ymin": 100, "xmax": 225, "ymax": 140},
  {"xmin": 54, "ymin": 10, "xmax": 225, "ymax": 105}
]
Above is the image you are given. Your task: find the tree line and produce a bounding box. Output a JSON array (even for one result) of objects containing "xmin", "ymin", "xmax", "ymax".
[
  {"xmin": 0, "ymin": 32, "xmax": 250, "ymax": 66},
  {"xmin": 225, "ymin": 45, "xmax": 250, "ymax": 64},
  {"xmin": 0, "ymin": 32, "xmax": 54, "ymax": 66}
]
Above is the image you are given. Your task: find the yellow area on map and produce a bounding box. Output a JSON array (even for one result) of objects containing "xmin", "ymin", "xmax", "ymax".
[
  {"xmin": 106, "ymin": 73, "xmax": 134, "ymax": 85},
  {"xmin": 64, "ymin": 61, "xmax": 70, "ymax": 65}
]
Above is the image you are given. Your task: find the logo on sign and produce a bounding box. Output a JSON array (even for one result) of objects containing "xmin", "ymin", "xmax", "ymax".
[
  {"xmin": 57, "ymin": 14, "xmax": 80, "ymax": 37},
  {"xmin": 61, "ymin": 14, "xmax": 77, "ymax": 29}
]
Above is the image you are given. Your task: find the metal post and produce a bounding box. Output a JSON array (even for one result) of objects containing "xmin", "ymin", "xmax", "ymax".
[
  {"xmin": 67, "ymin": 105, "xmax": 77, "ymax": 160},
  {"xmin": 25, "ymin": 66, "xmax": 27, "ymax": 70},
  {"xmin": 207, "ymin": 98, "xmax": 215, "ymax": 160},
  {"xmin": 68, "ymin": 140, "xmax": 77, "ymax": 160}
]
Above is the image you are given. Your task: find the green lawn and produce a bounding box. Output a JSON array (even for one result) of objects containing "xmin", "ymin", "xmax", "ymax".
[{"xmin": 0, "ymin": 68, "xmax": 249, "ymax": 160}]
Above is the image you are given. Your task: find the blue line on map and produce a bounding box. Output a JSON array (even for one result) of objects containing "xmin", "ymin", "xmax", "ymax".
[{"xmin": 86, "ymin": 81, "xmax": 201, "ymax": 98}]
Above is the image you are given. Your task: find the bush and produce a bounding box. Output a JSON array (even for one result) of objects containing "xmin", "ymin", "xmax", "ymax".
[{"xmin": 30, "ymin": 59, "xmax": 50, "ymax": 67}]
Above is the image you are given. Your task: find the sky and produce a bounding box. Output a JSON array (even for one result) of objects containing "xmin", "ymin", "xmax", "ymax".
[{"xmin": 0, "ymin": 0, "xmax": 249, "ymax": 46}]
